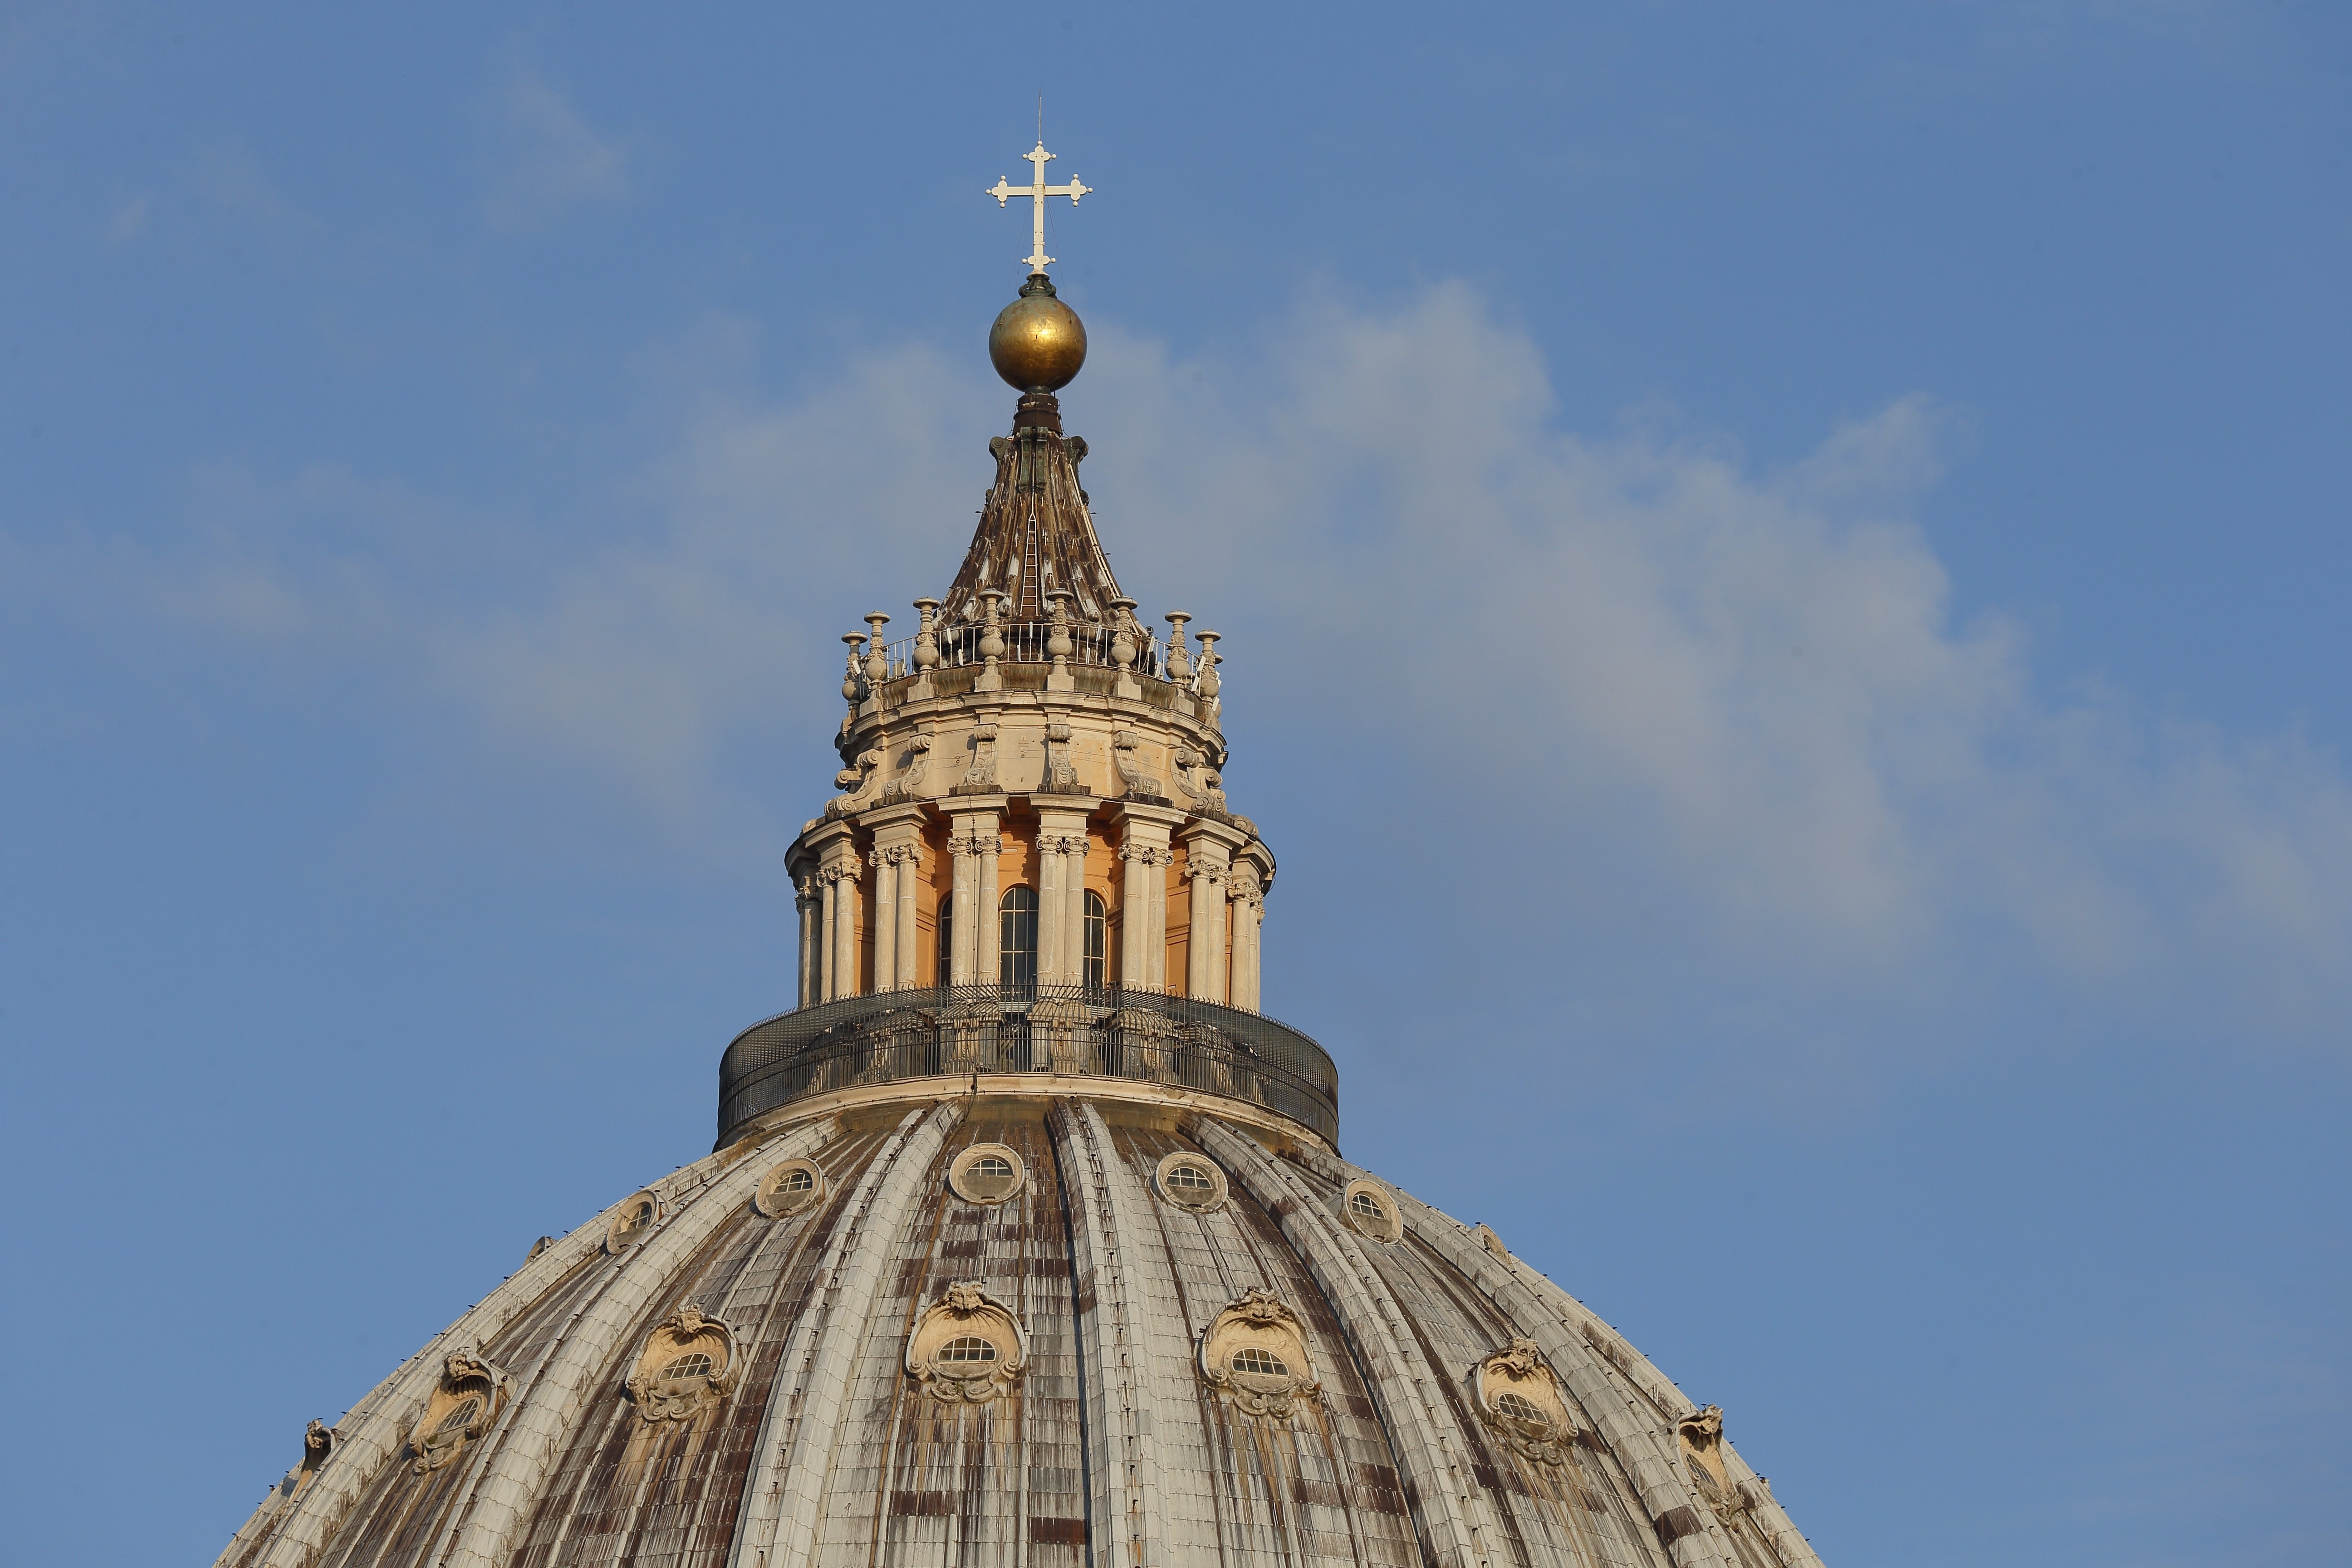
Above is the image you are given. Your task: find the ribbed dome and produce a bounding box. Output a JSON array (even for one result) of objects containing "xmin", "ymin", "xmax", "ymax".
[
  {"xmin": 216, "ymin": 224, "xmax": 1830, "ymax": 1568},
  {"xmin": 217, "ymin": 1086, "xmax": 1821, "ymax": 1568}
]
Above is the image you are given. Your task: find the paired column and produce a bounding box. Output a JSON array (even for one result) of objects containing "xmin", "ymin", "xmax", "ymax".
[
  {"xmin": 1228, "ymin": 861, "xmax": 1266, "ymax": 1012},
  {"xmin": 1179, "ymin": 820, "xmax": 1246, "ymax": 1004},
  {"xmin": 1034, "ymin": 805, "xmax": 1093, "ymax": 986},
  {"xmin": 946, "ymin": 800, "xmax": 1005, "ymax": 987},
  {"xmin": 864, "ymin": 807, "xmax": 928, "ymax": 992},
  {"xmin": 1114, "ymin": 804, "xmax": 1183, "ymax": 992}
]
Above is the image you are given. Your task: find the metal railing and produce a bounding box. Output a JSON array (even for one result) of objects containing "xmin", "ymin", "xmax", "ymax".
[
  {"xmin": 716, "ymin": 984, "xmax": 1338, "ymax": 1147},
  {"xmin": 872, "ymin": 624, "xmax": 1176, "ymax": 681}
]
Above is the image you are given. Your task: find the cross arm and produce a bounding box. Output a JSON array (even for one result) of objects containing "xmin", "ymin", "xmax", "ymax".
[{"xmin": 1042, "ymin": 179, "xmax": 1091, "ymax": 204}]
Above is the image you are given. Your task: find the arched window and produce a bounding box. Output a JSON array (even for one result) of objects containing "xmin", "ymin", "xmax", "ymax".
[
  {"xmin": 1083, "ymin": 891, "xmax": 1108, "ymax": 990},
  {"xmin": 999, "ymin": 887, "xmax": 1038, "ymax": 994},
  {"xmin": 936, "ymin": 893, "xmax": 954, "ymax": 986}
]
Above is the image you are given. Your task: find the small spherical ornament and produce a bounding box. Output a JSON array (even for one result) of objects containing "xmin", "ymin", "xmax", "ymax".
[{"xmin": 989, "ymin": 274, "xmax": 1088, "ymax": 392}]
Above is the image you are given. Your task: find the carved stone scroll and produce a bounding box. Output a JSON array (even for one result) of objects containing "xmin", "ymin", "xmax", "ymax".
[
  {"xmin": 1111, "ymin": 729, "xmax": 1166, "ymax": 801},
  {"xmin": 1198, "ymin": 1287, "xmax": 1319, "ymax": 1420},
  {"xmin": 906, "ymin": 1280, "xmax": 1029, "ymax": 1402},
  {"xmin": 625, "ymin": 1303, "xmax": 740, "ymax": 1424},
  {"xmin": 1472, "ymin": 1338, "xmax": 1576, "ymax": 1466},
  {"xmin": 405, "ymin": 1351, "xmax": 511, "ymax": 1474}
]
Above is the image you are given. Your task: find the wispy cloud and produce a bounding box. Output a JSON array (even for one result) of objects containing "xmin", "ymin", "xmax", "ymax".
[
  {"xmin": 483, "ymin": 70, "xmax": 630, "ymax": 231},
  {"xmin": 132, "ymin": 282, "xmax": 2352, "ymax": 1069}
]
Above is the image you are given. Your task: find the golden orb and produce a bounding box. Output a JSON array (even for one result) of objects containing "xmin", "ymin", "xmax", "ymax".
[{"xmin": 989, "ymin": 275, "xmax": 1088, "ymax": 392}]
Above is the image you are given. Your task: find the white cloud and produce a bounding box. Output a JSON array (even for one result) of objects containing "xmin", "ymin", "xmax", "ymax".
[
  {"xmin": 142, "ymin": 282, "xmax": 2352, "ymax": 1062},
  {"xmin": 484, "ymin": 71, "xmax": 630, "ymax": 230}
]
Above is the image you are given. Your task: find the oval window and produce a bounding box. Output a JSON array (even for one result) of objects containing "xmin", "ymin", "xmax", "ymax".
[
  {"xmin": 431, "ymin": 1396, "xmax": 482, "ymax": 1436},
  {"xmin": 1494, "ymin": 1391, "xmax": 1544, "ymax": 1423},
  {"xmin": 1230, "ymin": 1346, "xmax": 1290, "ymax": 1377},
  {"xmin": 938, "ymin": 1335, "xmax": 999, "ymax": 1363},
  {"xmin": 949, "ymin": 1143, "xmax": 1027, "ymax": 1204}
]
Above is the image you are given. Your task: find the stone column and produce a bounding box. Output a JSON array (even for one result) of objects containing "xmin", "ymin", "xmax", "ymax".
[
  {"xmin": 978, "ymin": 829, "xmax": 1002, "ymax": 985},
  {"xmin": 862, "ymin": 807, "xmax": 927, "ymax": 992},
  {"xmin": 870, "ymin": 847, "xmax": 897, "ymax": 992},
  {"xmin": 945, "ymin": 800, "xmax": 1004, "ymax": 988},
  {"xmin": 895, "ymin": 848, "xmax": 920, "ymax": 988},
  {"xmin": 1112, "ymin": 804, "xmax": 1183, "ymax": 993},
  {"xmin": 794, "ymin": 872, "xmax": 817, "ymax": 1009},
  {"xmin": 828, "ymin": 862, "xmax": 860, "ymax": 998},
  {"xmin": 1037, "ymin": 835, "xmax": 1066, "ymax": 985},
  {"xmin": 1178, "ymin": 821, "xmax": 1245, "ymax": 1003},
  {"xmin": 1034, "ymin": 806, "xmax": 1093, "ymax": 989},
  {"xmin": 1229, "ymin": 862, "xmax": 1264, "ymax": 1011},
  {"xmin": 1064, "ymin": 833, "xmax": 1090, "ymax": 986},
  {"xmin": 1144, "ymin": 848, "xmax": 1171, "ymax": 990},
  {"xmin": 947, "ymin": 833, "xmax": 976, "ymax": 984}
]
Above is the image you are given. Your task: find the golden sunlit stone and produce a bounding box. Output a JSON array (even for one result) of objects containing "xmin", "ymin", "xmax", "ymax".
[{"xmin": 989, "ymin": 274, "xmax": 1088, "ymax": 392}]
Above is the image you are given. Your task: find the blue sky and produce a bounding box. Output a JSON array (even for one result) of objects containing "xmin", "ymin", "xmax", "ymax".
[{"xmin": 2, "ymin": 4, "xmax": 2346, "ymax": 1564}]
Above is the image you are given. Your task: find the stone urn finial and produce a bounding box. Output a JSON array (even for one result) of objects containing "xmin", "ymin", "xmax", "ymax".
[
  {"xmin": 912, "ymin": 598, "xmax": 941, "ymax": 670},
  {"xmin": 1164, "ymin": 612, "xmax": 1192, "ymax": 682},
  {"xmin": 862, "ymin": 613, "xmax": 891, "ymax": 685},
  {"xmin": 1109, "ymin": 596, "xmax": 1138, "ymax": 671},
  {"xmin": 979, "ymin": 589, "xmax": 1006, "ymax": 666},
  {"xmin": 1194, "ymin": 630, "xmax": 1221, "ymax": 699},
  {"xmin": 1045, "ymin": 589, "xmax": 1075, "ymax": 670},
  {"xmin": 842, "ymin": 633, "xmax": 868, "ymax": 703}
]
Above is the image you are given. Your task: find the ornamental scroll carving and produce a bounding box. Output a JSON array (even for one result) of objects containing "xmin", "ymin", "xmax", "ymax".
[
  {"xmin": 405, "ymin": 1351, "xmax": 511, "ymax": 1474},
  {"xmin": 956, "ymin": 723, "xmax": 1000, "ymax": 792},
  {"xmin": 1040, "ymin": 719, "xmax": 1082, "ymax": 794},
  {"xmin": 1111, "ymin": 729, "xmax": 1166, "ymax": 802},
  {"xmin": 906, "ymin": 1280, "xmax": 1029, "ymax": 1403},
  {"xmin": 1676, "ymin": 1404, "xmax": 1773, "ymax": 1533},
  {"xmin": 1171, "ymin": 747, "xmax": 1230, "ymax": 817},
  {"xmin": 1472, "ymin": 1338, "xmax": 1577, "ymax": 1466},
  {"xmin": 625, "ymin": 1303, "xmax": 740, "ymax": 1424},
  {"xmin": 826, "ymin": 747, "xmax": 886, "ymax": 818},
  {"xmin": 1198, "ymin": 1287, "xmax": 1320, "ymax": 1421},
  {"xmin": 880, "ymin": 733, "xmax": 933, "ymax": 804}
]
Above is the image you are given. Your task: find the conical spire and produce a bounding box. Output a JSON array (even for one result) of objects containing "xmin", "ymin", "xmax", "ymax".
[{"xmin": 937, "ymin": 390, "xmax": 1126, "ymax": 629}]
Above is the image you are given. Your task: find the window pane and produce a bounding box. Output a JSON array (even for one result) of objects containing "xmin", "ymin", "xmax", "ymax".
[
  {"xmin": 936, "ymin": 894, "xmax": 953, "ymax": 986},
  {"xmin": 1000, "ymin": 887, "xmax": 1037, "ymax": 993},
  {"xmin": 1083, "ymin": 891, "xmax": 1107, "ymax": 990}
]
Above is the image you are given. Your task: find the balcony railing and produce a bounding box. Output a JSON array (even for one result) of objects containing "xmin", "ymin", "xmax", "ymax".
[{"xmin": 716, "ymin": 984, "xmax": 1339, "ymax": 1147}]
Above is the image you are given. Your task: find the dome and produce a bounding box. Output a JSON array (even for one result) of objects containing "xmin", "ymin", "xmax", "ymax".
[
  {"xmin": 216, "ymin": 149, "xmax": 1827, "ymax": 1568},
  {"xmin": 218, "ymin": 1081, "xmax": 1820, "ymax": 1568}
]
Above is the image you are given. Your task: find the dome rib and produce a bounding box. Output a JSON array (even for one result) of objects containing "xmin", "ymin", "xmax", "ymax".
[
  {"xmin": 220, "ymin": 1104, "xmax": 1825, "ymax": 1568},
  {"xmin": 1309, "ymin": 1142, "xmax": 1825, "ymax": 1568},
  {"xmin": 1051, "ymin": 1100, "xmax": 1170, "ymax": 1568},
  {"xmin": 449, "ymin": 1117, "xmax": 840, "ymax": 1568},
  {"xmin": 727, "ymin": 1101, "xmax": 961, "ymax": 1568},
  {"xmin": 222, "ymin": 1133, "xmax": 799, "ymax": 1568},
  {"xmin": 1199, "ymin": 1122, "xmax": 1494, "ymax": 1568}
]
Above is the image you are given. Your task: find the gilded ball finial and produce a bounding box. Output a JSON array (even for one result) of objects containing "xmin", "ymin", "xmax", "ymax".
[{"xmin": 989, "ymin": 273, "xmax": 1088, "ymax": 393}]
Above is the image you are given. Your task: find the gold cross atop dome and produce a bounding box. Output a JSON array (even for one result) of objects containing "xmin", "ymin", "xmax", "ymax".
[{"xmin": 987, "ymin": 141, "xmax": 1092, "ymax": 274}]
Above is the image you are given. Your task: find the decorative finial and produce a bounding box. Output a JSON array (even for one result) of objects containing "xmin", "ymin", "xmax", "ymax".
[{"xmin": 985, "ymin": 130, "xmax": 1091, "ymax": 276}]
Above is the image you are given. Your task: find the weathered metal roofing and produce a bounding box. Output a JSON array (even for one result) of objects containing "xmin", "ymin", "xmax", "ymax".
[
  {"xmin": 936, "ymin": 393, "xmax": 1126, "ymax": 629},
  {"xmin": 215, "ymin": 1091, "xmax": 1824, "ymax": 1568}
]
